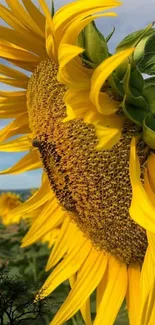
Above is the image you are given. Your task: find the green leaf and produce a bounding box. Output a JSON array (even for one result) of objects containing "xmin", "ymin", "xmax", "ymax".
[
  {"xmin": 143, "ymin": 77, "xmax": 155, "ymax": 114},
  {"xmin": 133, "ymin": 29, "xmax": 155, "ymax": 63},
  {"xmin": 116, "ymin": 24, "xmax": 154, "ymax": 52},
  {"xmin": 108, "ymin": 72, "xmax": 124, "ymax": 97},
  {"xmin": 123, "ymin": 64, "xmax": 148, "ymax": 110},
  {"xmin": 77, "ymin": 29, "xmax": 85, "ymax": 49},
  {"xmin": 122, "ymin": 99, "xmax": 148, "ymax": 126},
  {"xmin": 130, "ymin": 66, "xmax": 144, "ymax": 92},
  {"xmin": 138, "ymin": 33, "xmax": 155, "ymax": 74},
  {"xmin": 143, "ymin": 113, "xmax": 155, "ymax": 149},
  {"xmin": 82, "ymin": 21, "xmax": 109, "ymax": 65},
  {"xmin": 116, "ymin": 24, "xmax": 154, "ymax": 79},
  {"xmin": 106, "ymin": 27, "xmax": 115, "ymax": 42}
]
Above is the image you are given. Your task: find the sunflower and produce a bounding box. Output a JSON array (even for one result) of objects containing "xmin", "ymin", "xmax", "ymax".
[
  {"xmin": 0, "ymin": 188, "xmax": 58, "ymax": 247},
  {"xmin": 0, "ymin": 0, "xmax": 155, "ymax": 324},
  {"xmin": 0, "ymin": 192, "xmax": 22, "ymax": 225}
]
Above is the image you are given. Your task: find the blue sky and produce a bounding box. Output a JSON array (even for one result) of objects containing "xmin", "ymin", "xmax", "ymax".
[{"xmin": 0, "ymin": 0, "xmax": 155, "ymax": 189}]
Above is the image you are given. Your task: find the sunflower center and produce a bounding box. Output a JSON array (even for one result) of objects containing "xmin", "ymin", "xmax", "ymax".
[{"xmin": 27, "ymin": 59, "xmax": 148, "ymax": 265}]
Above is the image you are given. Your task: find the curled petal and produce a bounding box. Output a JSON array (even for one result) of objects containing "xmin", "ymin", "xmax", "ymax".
[
  {"xmin": 129, "ymin": 137, "xmax": 155, "ymax": 233},
  {"xmin": 90, "ymin": 48, "xmax": 134, "ymax": 112}
]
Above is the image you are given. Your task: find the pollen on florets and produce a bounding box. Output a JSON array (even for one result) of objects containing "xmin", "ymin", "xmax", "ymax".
[{"xmin": 27, "ymin": 59, "xmax": 148, "ymax": 265}]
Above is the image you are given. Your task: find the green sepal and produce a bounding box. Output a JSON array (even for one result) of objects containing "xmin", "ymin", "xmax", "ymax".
[
  {"xmin": 51, "ymin": 0, "xmax": 55, "ymax": 17},
  {"xmin": 143, "ymin": 78, "xmax": 155, "ymax": 114},
  {"xmin": 77, "ymin": 30, "xmax": 95, "ymax": 68},
  {"xmin": 116, "ymin": 23, "xmax": 154, "ymax": 52},
  {"xmin": 133, "ymin": 29, "xmax": 155, "ymax": 63},
  {"xmin": 122, "ymin": 98, "xmax": 148, "ymax": 126},
  {"xmin": 129, "ymin": 66, "xmax": 144, "ymax": 92},
  {"xmin": 123, "ymin": 64, "xmax": 148, "ymax": 110},
  {"xmin": 106, "ymin": 27, "xmax": 115, "ymax": 43},
  {"xmin": 78, "ymin": 21, "xmax": 109, "ymax": 66},
  {"xmin": 108, "ymin": 72, "xmax": 124, "ymax": 97},
  {"xmin": 77, "ymin": 29, "xmax": 85, "ymax": 49},
  {"xmin": 115, "ymin": 23, "xmax": 154, "ymax": 79},
  {"xmin": 138, "ymin": 33, "xmax": 155, "ymax": 75},
  {"xmin": 143, "ymin": 113, "xmax": 155, "ymax": 149},
  {"xmin": 79, "ymin": 57, "xmax": 96, "ymax": 68}
]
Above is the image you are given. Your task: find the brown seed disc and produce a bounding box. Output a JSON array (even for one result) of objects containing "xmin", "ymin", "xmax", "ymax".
[{"xmin": 27, "ymin": 59, "xmax": 148, "ymax": 264}]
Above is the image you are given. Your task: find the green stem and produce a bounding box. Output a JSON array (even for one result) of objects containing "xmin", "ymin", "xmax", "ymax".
[
  {"xmin": 32, "ymin": 251, "xmax": 37, "ymax": 282},
  {"xmin": 71, "ymin": 316, "xmax": 77, "ymax": 325}
]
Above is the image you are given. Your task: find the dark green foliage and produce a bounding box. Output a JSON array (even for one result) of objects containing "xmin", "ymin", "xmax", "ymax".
[
  {"xmin": 0, "ymin": 190, "xmax": 129, "ymax": 324},
  {"xmin": 0, "ymin": 264, "xmax": 51, "ymax": 324}
]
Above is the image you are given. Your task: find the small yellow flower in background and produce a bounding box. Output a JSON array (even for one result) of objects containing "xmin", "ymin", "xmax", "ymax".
[
  {"xmin": 0, "ymin": 0, "xmax": 155, "ymax": 325},
  {"xmin": 0, "ymin": 192, "xmax": 22, "ymax": 225},
  {"xmin": 0, "ymin": 189, "xmax": 59, "ymax": 248}
]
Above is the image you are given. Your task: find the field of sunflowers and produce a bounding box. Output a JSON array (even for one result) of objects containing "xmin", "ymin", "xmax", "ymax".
[{"xmin": 0, "ymin": 190, "xmax": 128, "ymax": 324}]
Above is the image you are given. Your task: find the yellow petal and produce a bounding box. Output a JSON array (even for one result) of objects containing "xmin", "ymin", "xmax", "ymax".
[
  {"xmin": 54, "ymin": 0, "xmax": 121, "ymax": 44},
  {"xmin": 0, "ymin": 26, "xmax": 46, "ymax": 57},
  {"xmin": 10, "ymin": 175, "xmax": 51, "ymax": 215},
  {"xmin": 96, "ymin": 271, "xmax": 107, "ymax": 312},
  {"xmin": 22, "ymin": 0, "xmax": 45, "ymax": 33},
  {"xmin": 0, "ymin": 149, "xmax": 41, "ymax": 174},
  {"xmin": 95, "ymin": 118, "xmax": 124, "ymax": 150},
  {"xmin": 138, "ymin": 247, "xmax": 155, "ymax": 325},
  {"xmin": 63, "ymin": 89, "xmax": 96, "ymax": 121},
  {"xmin": 5, "ymin": 0, "xmax": 45, "ymax": 38},
  {"xmin": 147, "ymin": 232, "xmax": 155, "ymax": 267},
  {"xmin": 0, "ymin": 90, "xmax": 26, "ymax": 97},
  {"xmin": 36, "ymin": 238, "xmax": 92, "ymax": 302},
  {"xmin": 0, "ymin": 63, "xmax": 29, "ymax": 81},
  {"xmin": 80, "ymin": 299, "xmax": 92, "ymax": 325},
  {"xmin": 8, "ymin": 59, "xmax": 36, "ymax": 72},
  {"xmin": 45, "ymin": 216, "xmax": 71, "ymax": 270},
  {"xmin": 90, "ymin": 48, "xmax": 134, "ymax": 112},
  {"xmin": 0, "ymin": 114, "xmax": 30, "ymax": 143},
  {"xmin": 69, "ymin": 274, "xmax": 92, "ymax": 325},
  {"xmin": 94, "ymin": 256, "xmax": 127, "ymax": 325},
  {"xmin": 50, "ymin": 250, "xmax": 108, "ymax": 325},
  {"xmin": 63, "ymin": 88, "xmax": 124, "ymax": 150},
  {"xmin": 144, "ymin": 167, "xmax": 155, "ymax": 265},
  {"xmin": 58, "ymin": 44, "xmax": 91, "ymax": 89},
  {"xmin": 144, "ymin": 168, "xmax": 155, "ymax": 207},
  {"xmin": 0, "ymin": 106, "xmax": 26, "ymax": 118},
  {"xmin": 41, "ymin": 229, "xmax": 60, "ymax": 248},
  {"xmin": 0, "ymin": 90, "xmax": 27, "ymax": 117},
  {"xmin": 129, "ymin": 137, "xmax": 155, "ymax": 233},
  {"xmin": 146, "ymin": 153, "xmax": 155, "ymax": 192},
  {"xmin": 0, "ymin": 41, "xmax": 41, "ymax": 62},
  {"xmin": 96, "ymin": 92, "xmax": 120, "ymax": 115},
  {"xmin": 21, "ymin": 199, "xmax": 65, "ymax": 247},
  {"xmin": 39, "ymin": 0, "xmax": 57, "ymax": 60},
  {"xmin": 126, "ymin": 264, "xmax": 141, "ymax": 325},
  {"xmin": 0, "ymin": 135, "xmax": 31, "ymax": 152},
  {"xmin": 60, "ymin": 12, "xmax": 117, "ymax": 46},
  {"xmin": 0, "ymin": 4, "xmax": 25, "ymax": 31},
  {"xmin": 0, "ymin": 76, "xmax": 28, "ymax": 88},
  {"xmin": 45, "ymin": 20, "xmax": 56, "ymax": 61}
]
